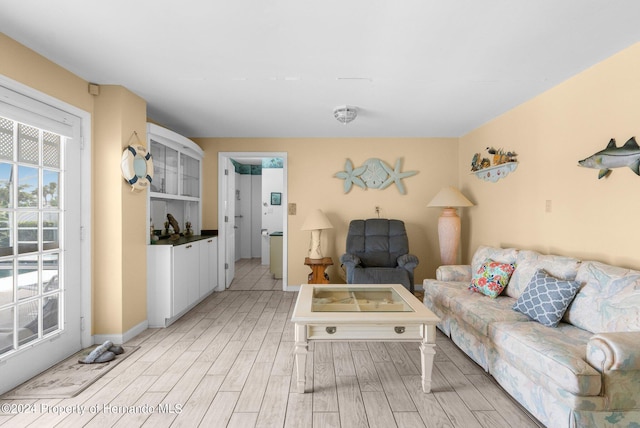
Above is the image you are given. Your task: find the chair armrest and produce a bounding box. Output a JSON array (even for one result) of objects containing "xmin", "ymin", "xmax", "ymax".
[
  {"xmin": 587, "ymin": 332, "xmax": 640, "ymax": 372},
  {"xmin": 397, "ymin": 254, "xmax": 419, "ymax": 270},
  {"xmin": 339, "ymin": 253, "xmax": 361, "ymax": 268},
  {"xmin": 436, "ymin": 265, "xmax": 472, "ymax": 282}
]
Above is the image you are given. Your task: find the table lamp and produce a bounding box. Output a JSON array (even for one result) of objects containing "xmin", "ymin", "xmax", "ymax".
[
  {"xmin": 301, "ymin": 209, "xmax": 333, "ymax": 259},
  {"xmin": 427, "ymin": 186, "xmax": 474, "ymax": 265}
]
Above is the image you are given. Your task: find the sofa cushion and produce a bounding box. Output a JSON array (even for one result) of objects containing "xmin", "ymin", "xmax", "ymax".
[
  {"xmin": 513, "ymin": 270, "xmax": 581, "ymax": 328},
  {"xmin": 491, "ymin": 321, "xmax": 602, "ymax": 396},
  {"xmin": 469, "ymin": 260, "xmax": 515, "ymax": 298},
  {"xmin": 564, "ymin": 261, "xmax": 640, "ymax": 333},
  {"xmin": 448, "ymin": 293, "xmax": 531, "ymax": 336},
  {"xmin": 423, "ymin": 280, "xmax": 470, "ymax": 310},
  {"xmin": 506, "ymin": 250, "xmax": 581, "ymax": 299},
  {"xmin": 471, "ymin": 246, "xmax": 518, "ymax": 275}
]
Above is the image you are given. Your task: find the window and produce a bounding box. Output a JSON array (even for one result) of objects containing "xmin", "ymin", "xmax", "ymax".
[{"xmin": 0, "ymin": 115, "xmax": 64, "ymax": 355}]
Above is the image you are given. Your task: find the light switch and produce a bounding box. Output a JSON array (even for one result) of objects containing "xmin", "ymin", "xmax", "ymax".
[{"xmin": 288, "ymin": 203, "xmax": 297, "ymax": 215}]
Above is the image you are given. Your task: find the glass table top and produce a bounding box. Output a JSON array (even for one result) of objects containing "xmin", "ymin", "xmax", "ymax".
[{"xmin": 311, "ymin": 286, "xmax": 414, "ymax": 312}]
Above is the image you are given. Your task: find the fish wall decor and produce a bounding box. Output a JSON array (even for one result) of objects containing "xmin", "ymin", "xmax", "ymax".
[{"xmin": 578, "ymin": 137, "xmax": 640, "ymax": 179}]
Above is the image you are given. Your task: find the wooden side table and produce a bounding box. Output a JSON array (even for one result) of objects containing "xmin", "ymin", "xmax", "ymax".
[{"xmin": 304, "ymin": 257, "xmax": 333, "ymax": 284}]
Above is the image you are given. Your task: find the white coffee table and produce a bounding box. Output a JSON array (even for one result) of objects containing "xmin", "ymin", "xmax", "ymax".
[{"xmin": 291, "ymin": 284, "xmax": 441, "ymax": 393}]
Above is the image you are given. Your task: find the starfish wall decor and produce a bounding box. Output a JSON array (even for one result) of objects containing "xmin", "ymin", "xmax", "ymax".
[{"xmin": 334, "ymin": 158, "xmax": 418, "ymax": 194}]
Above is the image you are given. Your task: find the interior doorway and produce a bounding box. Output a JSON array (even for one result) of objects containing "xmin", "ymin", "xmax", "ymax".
[{"xmin": 218, "ymin": 152, "xmax": 288, "ymax": 291}]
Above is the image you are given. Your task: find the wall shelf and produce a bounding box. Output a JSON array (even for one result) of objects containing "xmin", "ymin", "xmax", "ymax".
[{"xmin": 472, "ymin": 162, "xmax": 518, "ymax": 182}]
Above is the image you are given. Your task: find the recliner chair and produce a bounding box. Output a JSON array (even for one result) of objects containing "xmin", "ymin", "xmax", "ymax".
[{"xmin": 340, "ymin": 219, "xmax": 419, "ymax": 292}]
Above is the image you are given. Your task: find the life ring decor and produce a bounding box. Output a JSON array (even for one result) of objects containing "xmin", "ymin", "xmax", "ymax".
[{"xmin": 121, "ymin": 144, "xmax": 153, "ymax": 191}]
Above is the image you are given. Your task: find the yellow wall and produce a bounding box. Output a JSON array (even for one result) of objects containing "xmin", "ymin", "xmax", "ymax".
[
  {"xmin": 4, "ymin": 29, "xmax": 640, "ymax": 337},
  {"xmin": 93, "ymin": 86, "xmax": 148, "ymax": 334},
  {"xmin": 459, "ymin": 42, "xmax": 640, "ymax": 270},
  {"xmin": 194, "ymin": 138, "xmax": 459, "ymax": 284},
  {"xmin": 0, "ymin": 34, "xmax": 93, "ymax": 113},
  {"xmin": 1, "ymin": 34, "xmax": 148, "ymax": 336}
]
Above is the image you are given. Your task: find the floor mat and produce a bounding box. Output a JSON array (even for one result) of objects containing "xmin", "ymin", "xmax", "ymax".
[{"xmin": 1, "ymin": 345, "xmax": 138, "ymax": 399}]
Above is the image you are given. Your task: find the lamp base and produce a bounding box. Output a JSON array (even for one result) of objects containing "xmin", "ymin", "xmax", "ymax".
[
  {"xmin": 437, "ymin": 208, "xmax": 461, "ymax": 265},
  {"xmin": 308, "ymin": 229, "xmax": 323, "ymax": 259}
]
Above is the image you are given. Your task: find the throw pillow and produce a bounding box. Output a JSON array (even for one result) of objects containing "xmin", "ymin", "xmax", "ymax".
[
  {"xmin": 469, "ymin": 259, "xmax": 516, "ymax": 298},
  {"xmin": 513, "ymin": 269, "xmax": 581, "ymax": 328}
]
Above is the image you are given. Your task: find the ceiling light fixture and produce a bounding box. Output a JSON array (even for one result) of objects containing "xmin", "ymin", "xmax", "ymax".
[{"xmin": 333, "ymin": 105, "xmax": 358, "ymax": 125}]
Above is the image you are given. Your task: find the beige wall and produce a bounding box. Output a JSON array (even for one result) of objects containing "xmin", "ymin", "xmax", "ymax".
[
  {"xmin": 0, "ymin": 34, "xmax": 93, "ymax": 113},
  {"xmin": 194, "ymin": 138, "xmax": 459, "ymax": 285},
  {"xmin": 4, "ymin": 29, "xmax": 640, "ymax": 337},
  {"xmin": 459, "ymin": 42, "xmax": 640, "ymax": 270},
  {"xmin": 1, "ymin": 34, "xmax": 148, "ymax": 336},
  {"xmin": 93, "ymin": 86, "xmax": 148, "ymax": 334}
]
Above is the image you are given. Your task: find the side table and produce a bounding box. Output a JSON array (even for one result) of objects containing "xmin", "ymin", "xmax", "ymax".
[{"xmin": 304, "ymin": 257, "xmax": 333, "ymax": 284}]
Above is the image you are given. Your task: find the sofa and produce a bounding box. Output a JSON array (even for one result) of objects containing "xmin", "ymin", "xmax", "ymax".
[{"xmin": 423, "ymin": 246, "xmax": 640, "ymax": 428}]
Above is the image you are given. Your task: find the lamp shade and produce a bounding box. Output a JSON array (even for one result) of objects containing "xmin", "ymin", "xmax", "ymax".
[
  {"xmin": 427, "ymin": 186, "xmax": 474, "ymax": 208},
  {"xmin": 301, "ymin": 209, "xmax": 333, "ymax": 230}
]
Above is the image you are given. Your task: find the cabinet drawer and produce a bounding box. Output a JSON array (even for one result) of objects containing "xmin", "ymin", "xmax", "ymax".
[{"xmin": 307, "ymin": 324, "xmax": 422, "ymax": 340}]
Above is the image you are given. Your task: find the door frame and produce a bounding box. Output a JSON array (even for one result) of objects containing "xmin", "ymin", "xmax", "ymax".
[
  {"xmin": 0, "ymin": 74, "xmax": 92, "ymax": 349},
  {"xmin": 218, "ymin": 152, "xmax": 288, "ymax": 290}
]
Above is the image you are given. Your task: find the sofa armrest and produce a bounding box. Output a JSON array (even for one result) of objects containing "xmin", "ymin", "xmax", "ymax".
[
  {"xmin": 397, "ymin": 254, "xmax": 419, "ymax": 271},
  {"xmin": 339, "ymin": 253, "xmax": 361, "ymax": 268},
  {"xmin": 587, "ymin": 332, "xmax": 640, "ymax": 372},
  {"xmin": 436, "ymin": 265, "xmax": 472, "ymax": 282}
]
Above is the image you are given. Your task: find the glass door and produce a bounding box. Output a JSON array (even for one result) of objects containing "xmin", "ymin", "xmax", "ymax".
[
  {"xmin": 150, "ymin": 139, "xmax": 178, "ymax": 195},
  {"xmin": 0, "ymin": 118, "xmax": 65, "ymax": 355},
  {"xmin": 180, "ymin": 153, "xmax": 199, "ymax": 198}
]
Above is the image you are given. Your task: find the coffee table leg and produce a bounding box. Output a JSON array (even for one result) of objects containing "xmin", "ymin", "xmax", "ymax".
[
  {"xmin": 420, "ymin": 324, "xmax": 437, "ymax": 393},
  {"xmin": 294, "ymin": 323, "xmax": 308, "ymax": 393}
]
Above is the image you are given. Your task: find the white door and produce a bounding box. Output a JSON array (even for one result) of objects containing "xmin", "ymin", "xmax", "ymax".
[
  {"xmin": 0, "ymin": 86, "xmax": 82, "ymax": 394},
  {"xmin": 219, "ymin": 152, "xmax": 288, "ymax": 291},
  {"xmin": 224, "ymin": 158, "xmax": 235, "ymax": 288}
]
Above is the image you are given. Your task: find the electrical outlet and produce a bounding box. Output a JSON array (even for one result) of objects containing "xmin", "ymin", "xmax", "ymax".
[
  {"xmin": 288, "ymin": 203, "xmax": 297, "ymax": 215},
  {"xmin": 545, "ymin": 200, "xmax": 552, "ymax": 213}
]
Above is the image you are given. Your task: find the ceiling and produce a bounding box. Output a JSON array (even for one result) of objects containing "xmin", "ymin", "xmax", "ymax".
[{"xmin": 2, "ymin": 1, "xmax": 640, "ymax": 138}]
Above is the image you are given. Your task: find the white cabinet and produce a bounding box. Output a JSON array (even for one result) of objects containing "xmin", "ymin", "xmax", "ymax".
[
  {"xmin": 172, "ymin": 242, "xmax": 199, "ymax": 315},
  {"xmin": 199, "ymin": 237, "xmax": 218, "ymax": 297},
  {"xmin": 147, "ymin": 238, "xmax": 218, "ymax": 328},
  {"xmin": 147, "ymin": 123, "xmax": 203, "ymax": 240},
  {"xmin": 146, "ymin": 124, "xmax": 214, "ymax": 328}
]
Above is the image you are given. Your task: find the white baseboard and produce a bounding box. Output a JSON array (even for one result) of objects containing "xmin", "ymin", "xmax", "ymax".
[{"xmin": 93, "ymin": 319, "xmax": 148, "ymax": 346}]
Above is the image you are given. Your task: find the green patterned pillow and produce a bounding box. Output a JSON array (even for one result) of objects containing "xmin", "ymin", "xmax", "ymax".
[{"xmin": 469, "ymin": 259, "xmax": 515, "ymax": 298}]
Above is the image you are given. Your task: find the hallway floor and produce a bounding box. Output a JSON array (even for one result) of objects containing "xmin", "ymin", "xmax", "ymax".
[{"xmin": 228, "ymin": 259, "xmax": 283, "ymax": 291}]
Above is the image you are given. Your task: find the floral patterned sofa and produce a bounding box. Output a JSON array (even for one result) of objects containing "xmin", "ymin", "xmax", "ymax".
[{"xmin": 423, "ymin": 246, "xmax": 640, "ymax": 428}]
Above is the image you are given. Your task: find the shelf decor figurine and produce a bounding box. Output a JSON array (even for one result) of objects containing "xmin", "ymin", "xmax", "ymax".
[{"xmin": 167, "ymin": 213, "xmax": 181, "ymax": 241}]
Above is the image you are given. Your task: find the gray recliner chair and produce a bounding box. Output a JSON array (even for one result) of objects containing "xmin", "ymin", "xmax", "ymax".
[{"xmin": 340, "ymin": 219, "xmax": 419, "ymax": 292}]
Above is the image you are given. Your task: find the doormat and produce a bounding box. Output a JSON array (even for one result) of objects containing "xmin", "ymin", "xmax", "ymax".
[{"xmin": 1, "ymin": 345, "xmax": 139, "ymax": 399}]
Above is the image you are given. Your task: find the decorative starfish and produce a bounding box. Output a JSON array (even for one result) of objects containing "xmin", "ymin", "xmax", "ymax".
[
  {"xmin": 380, "ymin": 158, "xmax": 418, "ymax": 194},
  {"xmin": 334, "ymin": 159, "xmax": 366, "ymax": 193},
  {"xmin": 360, "ymin": 159, "xmax": 389, "ymax": 189}
]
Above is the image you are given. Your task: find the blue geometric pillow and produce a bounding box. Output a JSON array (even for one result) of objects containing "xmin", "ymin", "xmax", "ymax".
[{"xmin": 513, "ymin": 269, "xmax": 581, "ymax": 327}]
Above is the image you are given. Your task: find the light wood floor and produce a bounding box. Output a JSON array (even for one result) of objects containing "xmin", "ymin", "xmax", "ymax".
[{"xmin": 0, "ymin": 259, "xmax": 543, "ymax": 427}]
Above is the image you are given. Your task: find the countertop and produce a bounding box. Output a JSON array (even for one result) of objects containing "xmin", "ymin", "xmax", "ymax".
[{"xmin": 151, "ymin": 230, "xmax": 218, "ymax": 246}]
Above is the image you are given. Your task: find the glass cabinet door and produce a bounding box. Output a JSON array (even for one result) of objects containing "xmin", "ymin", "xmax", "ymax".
[
  {"xmin": 150, "ymin": 139, "xmax": 178, "ymax": 195},
  {"xmin": 180, "ymin": 154, "xmax": 199, "ymax": 198}
]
